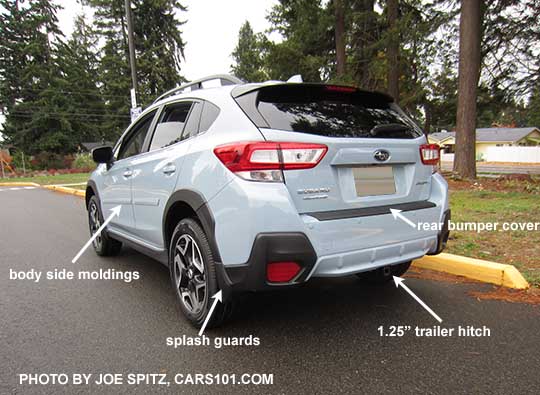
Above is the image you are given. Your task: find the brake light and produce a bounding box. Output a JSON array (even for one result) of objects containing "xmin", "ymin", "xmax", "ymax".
[
  {"xmin": 419, "ymin": 144, "xmax": 440, "ymax": 165},
  {"xmin": 325, "ymin": 85, "xmax": 357, "ymax": 93},
  {"xmin": 267, "ymin": 261, "xmax": 301, "ymax": 283},
  {"xmin": 214, "ymin": 142, "xmax": 327, "ymax": 182}
]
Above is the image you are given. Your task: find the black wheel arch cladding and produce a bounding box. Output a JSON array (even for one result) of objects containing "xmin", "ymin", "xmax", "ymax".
[{"xmin": 163, "ymin": 189, "xmax": 222, "ymax": 263}]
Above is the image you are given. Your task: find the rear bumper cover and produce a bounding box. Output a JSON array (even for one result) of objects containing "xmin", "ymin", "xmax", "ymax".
[
  {"xmin": 216, "ymin": 208, "xmax": 451, "ymax": 299},
  {"xmin": 309, "ymin": 235, "xmax": 437, "ymax": 278}
]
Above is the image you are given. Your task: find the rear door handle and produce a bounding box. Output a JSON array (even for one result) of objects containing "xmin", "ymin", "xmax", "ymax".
[
  {"xmin": 162, "ymin": 164, "xmax": 176, "ymax": 175},
  {"xmin": 123, "ymin": 169, "xmax": 133, "ymax": 178}
]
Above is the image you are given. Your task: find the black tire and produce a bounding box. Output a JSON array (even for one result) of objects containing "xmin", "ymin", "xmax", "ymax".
[
  {"xmin": 357, "ymin": 261, "xmax": 412, "ymax": 284},
  {"xmin": 169, "ymin": 218, "xmax": 231, "ymax": 329},
  {"xmin": 87, "ymin": 195, "xmax": 122, "ymax": 256}
]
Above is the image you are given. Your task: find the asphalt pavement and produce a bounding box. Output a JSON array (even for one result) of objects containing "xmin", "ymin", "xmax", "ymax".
[{"xmin": 1, "ymin": 188, "xmax": 539, "ymax": 394}]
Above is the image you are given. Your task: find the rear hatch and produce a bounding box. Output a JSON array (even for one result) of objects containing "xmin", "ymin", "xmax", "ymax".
[{"xmin": 232, "ymin": 83, "xmax": 434, "ymax": 215}]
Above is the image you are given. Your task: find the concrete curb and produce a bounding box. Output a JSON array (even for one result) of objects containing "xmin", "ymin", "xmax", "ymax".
[
  {"xmin": 413, "ymin": 253, "xmax": 529, "ymax": 289},
  {"xmin": 0, "ymin": 182, "xmax": 40, "ymax": 187},
  {"xmin": 43, "ymin": 185, "xmax": 85, "ymax": 198}
]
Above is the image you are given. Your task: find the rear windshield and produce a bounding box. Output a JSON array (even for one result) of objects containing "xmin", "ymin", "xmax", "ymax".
[{"xmin": 234, "ymin": 85, "xmax": 423, "ymax": 139}]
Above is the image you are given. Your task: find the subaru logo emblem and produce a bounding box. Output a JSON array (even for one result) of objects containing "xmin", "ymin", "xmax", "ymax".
[{"xmin": 374, "ymin": 150, "xmax": 390, "ymax": 162}]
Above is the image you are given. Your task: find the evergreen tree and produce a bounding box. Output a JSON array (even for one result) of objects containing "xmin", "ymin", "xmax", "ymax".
[
  {"xmin": 0, "ymin": 0, "xmax": 74, "ymax": 154},
  {"xmin": 85, "ymin": 0, "xmax": 186, "ymax": 135},
  {"xmin": 55, "ymin": 16, "xmax": 113, "ymax": 144},
  {"xmin": 481, "ymin": 0, "xmax": 540, "ymax": 99},
  {"xmin": 266, "ymin": 0, "xmax": 334, "ymax": 82},
  {"xmin": 454, "ymin": 0, "xmax": 483, "ymax": 179},
  {"xmin": 231, "ymin": 21, "xmax": 269, "ymax": 82},
  {"xmin": 83, "ymin": 0, "xmax": 132, "ymax": 138},
  {"xmin": 348, "ymin": 0, "xmax": 381, "ymax": 90},
  {"xmin": 132, "ymin": 0, "xmax": 186, "ymax": 105},
  {"xmin": 428, "ymin": 60, "xmax": 458, "ymax": 132}
]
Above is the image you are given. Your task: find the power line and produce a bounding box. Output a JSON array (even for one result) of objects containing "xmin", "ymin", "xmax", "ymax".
[
  {"xmin": 4, "ymin": 87, "xmax": 130, "ymax": 99},
  {"xmin": 8, "ymin": 111, "xmax": 130, "ymax": 119},
  {"xmin": 6, "ymin": 105, "xmax": 130, "ymax": 113}
]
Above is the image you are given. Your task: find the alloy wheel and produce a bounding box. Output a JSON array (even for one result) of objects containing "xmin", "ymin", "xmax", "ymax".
[
  {"xmin": 173, "ymin": 234, "xmax": 207, "ymax": 314},
  {"xmin": 89, "ymin": 201, "xmax": 102, "ymax": 250}
]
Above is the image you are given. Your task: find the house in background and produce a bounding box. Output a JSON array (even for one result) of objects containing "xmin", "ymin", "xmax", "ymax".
[{"xmin": 428, "ymin": 127, "xmax": 540, "ymax": 162}]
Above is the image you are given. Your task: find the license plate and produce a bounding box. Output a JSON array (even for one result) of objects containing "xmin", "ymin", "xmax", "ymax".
[{"xmin": 353, "ymin": 166, "xmax": 396, "ymax": 197}]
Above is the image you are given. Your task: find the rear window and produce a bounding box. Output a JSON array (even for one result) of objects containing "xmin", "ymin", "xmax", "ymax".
[{"xmin": 235, "ymin": 85, "xmax": 423, "ymax": 139}]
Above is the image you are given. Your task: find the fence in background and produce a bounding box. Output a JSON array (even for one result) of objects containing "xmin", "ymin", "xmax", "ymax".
[{"xmin": 485, "ymin": 146, "xmax": 540, "ymax": 163}]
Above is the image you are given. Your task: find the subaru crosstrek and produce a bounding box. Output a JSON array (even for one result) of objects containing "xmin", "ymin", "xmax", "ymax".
[{"xmin": 86, "ymin": 75, "xmax": 450, "ymax": 328}]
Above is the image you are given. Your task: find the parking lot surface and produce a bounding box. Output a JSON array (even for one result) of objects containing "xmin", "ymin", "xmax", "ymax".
[{"xmin": 1, "ymin": 188, "xmax": 539, "ymax": 394}]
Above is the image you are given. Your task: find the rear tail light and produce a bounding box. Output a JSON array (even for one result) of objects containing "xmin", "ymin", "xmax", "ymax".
[
  {"xmin": 419, "ymin": 144, "xmax": 440, "ymax": 165},
  {"xmin": 213, "ymin": 141, "xmax": 327, "ymax": 182},
  {"xmin": 266, "ymin": 261, "xmax": 301, "ymax": 283}
]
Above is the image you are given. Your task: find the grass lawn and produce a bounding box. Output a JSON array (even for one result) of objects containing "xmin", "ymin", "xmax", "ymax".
[
  {"xmin": 447, "ymin": 178, "xmax": 540, "ymax": 287},
  {"xmin": 1, "ymin": 173, "xmax": 90, "ymax": 189}
]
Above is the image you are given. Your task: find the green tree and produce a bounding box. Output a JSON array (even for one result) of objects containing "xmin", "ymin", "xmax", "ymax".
[
  {"xmin": 231, "ymin": 21, "xmax": 269, "ymax": 82},
  {"xmin": 54, "ymin": 16, "xmax": 113, "ymax": 144},
  {"xmin": 266, "ymin": 0, "xmax": 334, "ymax": 82},
  {"xmin": 348, "ymin": 0, "xmax": 381, "ymax": 90},
  {"xmin": 428, "ymin": 60, "xmax": 458, "ymax": 132},
  {"xmin": 132, "ymin": 0, "xmax": 187, "ymax": 105},
  {"xmin": 0, "ymin": 0, "xmax": 76, "ymax": 154},
  {"xmin": 85, "ymin": 0, "xmax": 186, "ymax": 135},
  {"xmin": 84, "ymin": 0, "xmax": 132, "ymax": 138},
  {"xmin": 526, "ymin": 84, "xmax": 540, "ymax": 127},
  {"xmin": 454, "ymin": 0, "xmax": 484, "ymax": 179},
  {"xmin": 481, "ymin": 0, "xmax": 540, "ymax": 99}
]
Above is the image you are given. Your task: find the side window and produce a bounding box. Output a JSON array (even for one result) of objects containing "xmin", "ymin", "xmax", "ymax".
[
  {"xmin": 117, "ymin": 110, "xmax": 157, "ymax": 160},
  {"xmin": 149, "ymin": 102, "xmax": 193, "ymax": 151},
  {"xmin": 181, "ymin": 101, "xmax": 203, "ymax": 140},
  {"xmin": 199, "ymin": 101, "xmax": 220, "ymax": 133}
]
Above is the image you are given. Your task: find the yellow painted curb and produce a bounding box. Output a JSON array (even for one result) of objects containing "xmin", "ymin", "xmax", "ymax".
[
  {"xmin": 43, "ymin": 184, "xmax": 85, "ymax": 198},
  {"xmin": 413, "ymin": 253, "xmax": 529, "ymax": 289},
  {"xmin": 0, "ymin": 182, "xmax": 40, "ymax": 187}
]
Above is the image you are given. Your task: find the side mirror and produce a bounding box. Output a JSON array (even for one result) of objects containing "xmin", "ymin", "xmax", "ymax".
[{"xmin": 92, "ymin": 146, "xmax": 114, "ymax": 165}]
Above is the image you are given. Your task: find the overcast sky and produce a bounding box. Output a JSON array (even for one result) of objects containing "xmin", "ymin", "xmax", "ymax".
[{"xmin": 55, "ymin": 0, "xmax": 279, "ymax": 80}]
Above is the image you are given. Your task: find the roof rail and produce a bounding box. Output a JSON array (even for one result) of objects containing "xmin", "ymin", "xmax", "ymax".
[{"xmin": 153, "ymin": 74, "xmax": 244, "ymax": 104}]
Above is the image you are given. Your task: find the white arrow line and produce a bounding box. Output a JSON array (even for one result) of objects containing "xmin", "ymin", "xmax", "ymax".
[
  {"xmin": 390, "ymin": 208, "xmax": 417, "ymax": 229},
  {"xmin": 393, "ymin": 276, "xmax": 442, "ymax": 323},
  {"xmin": 72, "ymin": 205, "xmax": 122, "ymax": 263},
  {"xmin": 198, "ymin": 290, "xmax": 222, "ymax": 336}
]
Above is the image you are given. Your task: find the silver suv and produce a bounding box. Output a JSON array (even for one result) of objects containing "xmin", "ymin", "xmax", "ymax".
[{"xmin": 87, "ymin": 75, "xmax": 450, "ymax": 328}]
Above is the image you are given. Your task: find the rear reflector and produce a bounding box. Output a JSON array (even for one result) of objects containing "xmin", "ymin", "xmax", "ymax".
[
  {"xmin": 214, "ymin": 141, "xmax": 327, "ymax": 182},
  {"xmin": 419, "ymin": 144, "xmax": 440, "ymax": 165},
  {"xmin": 266, "ymin": 261, "xmax": 301, "ymax": 283}
]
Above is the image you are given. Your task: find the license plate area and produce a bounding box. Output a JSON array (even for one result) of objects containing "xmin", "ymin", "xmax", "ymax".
[{"xmin": 353, "ymin": 166, "xmax": 396, "ymax": 197}]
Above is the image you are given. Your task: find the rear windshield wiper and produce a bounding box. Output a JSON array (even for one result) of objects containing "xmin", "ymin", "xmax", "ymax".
[{"xmin": 370, "ymin": 123, "xmax": 410, "ymax": 137}]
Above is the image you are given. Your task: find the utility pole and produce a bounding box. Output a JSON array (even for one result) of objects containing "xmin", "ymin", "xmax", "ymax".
[{"xmin": 125, "ymin": 0, "xmax": 138, "ymax": 111}]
